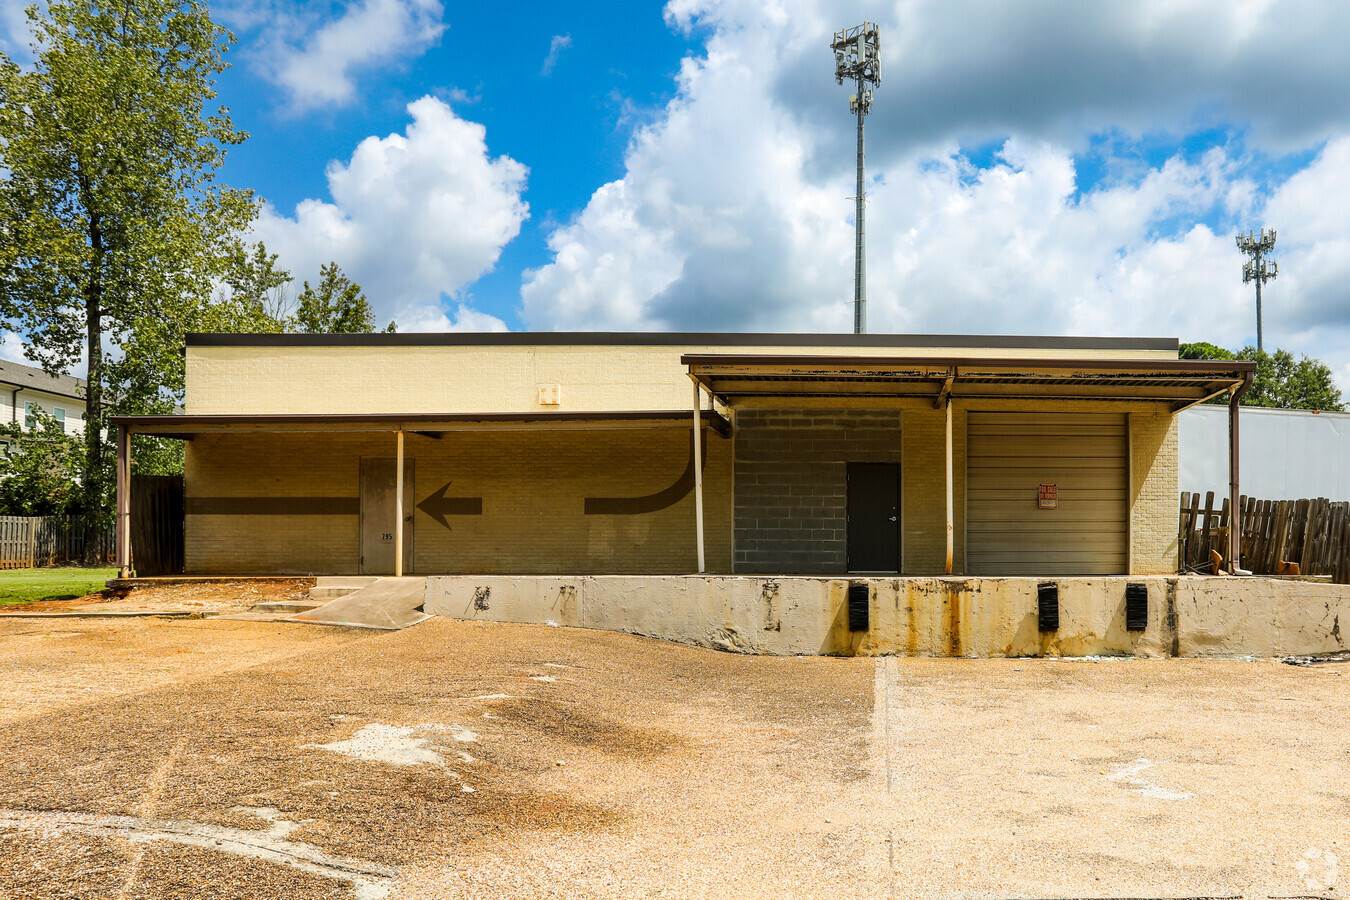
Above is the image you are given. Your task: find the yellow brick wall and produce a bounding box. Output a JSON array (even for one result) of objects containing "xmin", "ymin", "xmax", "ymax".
[
  {"xmin": 185, "ymin": 428, "xmax": 732, "ymax": 575},
  {"xmin": 1129, "ymin": 411, "xmax": 1179, "ymax": 574},
  {"xmin": 185, "ymin": 342, "xmax": 1179, "ymax": 415},
  {"xmin": 183, "ymin": 402, "xmax": 1177, "ymax": 576}
]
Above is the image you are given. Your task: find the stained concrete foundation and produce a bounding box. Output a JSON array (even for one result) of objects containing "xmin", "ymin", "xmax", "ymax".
[{"xmin": 425, "ymin": 575, "xmax": 1350, "ymax": 658}]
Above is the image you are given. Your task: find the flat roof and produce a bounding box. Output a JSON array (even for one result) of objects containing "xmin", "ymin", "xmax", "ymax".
[
  {"xmin": 683, "ymin": 354, "xmax": 1256, "ymax": 411},
  {"xmin": 185, "ymin": 331, "xmax": 1180, "ymax": 351}
]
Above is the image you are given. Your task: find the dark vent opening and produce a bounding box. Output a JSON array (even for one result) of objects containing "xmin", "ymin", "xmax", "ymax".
[
  {"xmin": 1125, "ymin": 583, "xmax": 1148, "ymax": 631},
  {"xmin": 1038, "ymin": 582, "xmax": 1059, "ymax": 632},
  {"xmin": 847, "ymin": 582, "xmax": 870, "ymax": 632}
]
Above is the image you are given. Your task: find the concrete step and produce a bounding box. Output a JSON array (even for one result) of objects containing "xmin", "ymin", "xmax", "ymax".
[
  {"xmin": 309, "ymin": 576, "xmax": 383, "ymax": 602},
  {"xmin": 251, "ymin": 600, "xmax": 324, "ymax": 613}
]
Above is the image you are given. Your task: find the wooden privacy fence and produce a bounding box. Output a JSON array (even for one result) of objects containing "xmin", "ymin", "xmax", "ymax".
[
  {"xmin": 1179, "ymin": 491, "xmax": 1350, "ymax": 582},
  {"xmin": 130, "ymin": 474, "xmax": 184, "ymax": 577},
  {"xmin": 0, "ymin": 515, "xmax": 114, "ymax": 569}
]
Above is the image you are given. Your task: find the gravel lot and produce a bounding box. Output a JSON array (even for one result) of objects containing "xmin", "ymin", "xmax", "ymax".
[{"xmin": 0, "ymin": 613, "xmax": 1345, "ymax": 899}]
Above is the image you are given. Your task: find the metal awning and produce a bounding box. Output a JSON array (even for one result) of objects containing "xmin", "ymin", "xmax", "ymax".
[
  {"xmin": 682, "ymin": 354, "xmax": 1257, "ymax": 411},
  {"xmin": 110, "ymin": 408, "xmax": 731, "ymax": 578},
  {"xmin": 110, "ymin": 409, "xmax": 732, "ymax": 439}
]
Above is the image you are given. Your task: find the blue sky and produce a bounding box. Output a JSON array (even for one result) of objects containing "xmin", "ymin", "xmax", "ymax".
[
  {"xmin": 215, "ymin": 0, "xmax": 701, "ymax": 319},
  {"xmin": 4, "ymin": 0, "xmax": 1350, "ymax": 388}
]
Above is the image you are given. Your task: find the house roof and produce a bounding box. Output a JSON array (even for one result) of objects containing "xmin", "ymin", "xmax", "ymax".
[{"xmin": 0, "ymin": 358, "xmax": 86, "ymax": 402}]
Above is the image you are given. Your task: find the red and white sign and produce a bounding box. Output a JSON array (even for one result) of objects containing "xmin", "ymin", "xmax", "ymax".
[{"xmin": 1038, "ymin": 483, "xmax": 1058, "ymax": 509}]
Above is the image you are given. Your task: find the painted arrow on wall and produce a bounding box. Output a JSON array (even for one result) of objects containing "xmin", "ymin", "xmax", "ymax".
[{"xmin": 417, "ymin": 482, "xmax": 483, "ymax": 530}]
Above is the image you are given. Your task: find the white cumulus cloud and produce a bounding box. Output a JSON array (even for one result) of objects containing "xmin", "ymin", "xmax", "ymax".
[
  {"xmin": 523, "ymin": 0, "xmax": 1350, "ymax": 391},
  {"xmin": 250, "ymin": 0, "xmax": 446, "ymax": 111},
  {"xmin": 254, "ymin": 96, "xmax": 527, "ymax": 331}
]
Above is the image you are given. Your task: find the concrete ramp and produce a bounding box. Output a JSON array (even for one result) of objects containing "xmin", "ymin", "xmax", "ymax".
[{"xmin": 292, "ymin": 577, "xmax": 429, "ymax": 630}]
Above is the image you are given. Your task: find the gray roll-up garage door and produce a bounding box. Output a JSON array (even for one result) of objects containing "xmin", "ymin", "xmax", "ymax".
[{"xmin": 966, "ymin": 412, "xmax": 1127, "ymax": 575}]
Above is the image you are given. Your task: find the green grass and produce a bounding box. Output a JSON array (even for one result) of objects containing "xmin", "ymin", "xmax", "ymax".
[{"xmin": 0, "ymin": 567, "xmax": 118, "ymax": 607}]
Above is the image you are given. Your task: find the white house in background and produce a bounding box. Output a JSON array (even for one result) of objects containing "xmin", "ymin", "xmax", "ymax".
[
  {"xmin": 1180, "ymin": 404, "xmax": 1350, "ymax": 501},
  {"xmin": 0, "ymin": 358, "xmax": 86, "ymax": 438}
]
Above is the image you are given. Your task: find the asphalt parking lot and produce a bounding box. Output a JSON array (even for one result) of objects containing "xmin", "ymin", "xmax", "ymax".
[{"xmin": 0, "ymin": 615, "xmax": 1345, "ymax": 899}]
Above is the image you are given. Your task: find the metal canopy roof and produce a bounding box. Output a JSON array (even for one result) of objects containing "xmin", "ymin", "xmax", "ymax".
[
  {"xmin": 111, "ymin": 409, "xmax": 732, "ymax": 440},
  {"xmin": 682, "ymin": 354, "xmax": 1257, "ymax": 411}
]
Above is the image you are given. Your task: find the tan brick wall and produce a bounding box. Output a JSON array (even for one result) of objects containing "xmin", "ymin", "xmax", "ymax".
[
  {"xmin": 185, "ymin": 342, "xmax": 1179, "ymax": 416},
  {"xmin": 185, "ymin": 428, "xmax": 732, "ymax": 575},
  {"xmin": 1129, "ymin": 410, "xmax": 1179, "ymax": 574},
  {"xmin": 901, "ymin": 406, "xmax": 966, "ymax": 574}
]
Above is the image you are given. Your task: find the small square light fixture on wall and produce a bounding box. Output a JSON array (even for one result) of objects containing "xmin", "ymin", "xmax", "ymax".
[{"xmin": 538, "ymin": 384, "xmax": 562, "ymax": 406}]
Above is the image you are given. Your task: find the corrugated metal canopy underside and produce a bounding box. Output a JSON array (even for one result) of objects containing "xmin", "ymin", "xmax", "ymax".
[
  {"xmin": 682, "ymin": 354, "xmax": 1256, "ymax": 410},
  {"xmin": 111, "ymin": 409, "xmax": 731, "ymax": 440}
]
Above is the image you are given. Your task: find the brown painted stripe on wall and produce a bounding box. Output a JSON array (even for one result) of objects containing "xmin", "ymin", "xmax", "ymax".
[{"xmin": 187, "ymin": 497, "xmax": 360, "ymax": 515}]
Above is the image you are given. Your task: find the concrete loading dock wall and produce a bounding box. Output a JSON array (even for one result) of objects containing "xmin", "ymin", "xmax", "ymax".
[{"xmin": 426, "ymin": 575, "xmax": 1350, "ymax": 658}]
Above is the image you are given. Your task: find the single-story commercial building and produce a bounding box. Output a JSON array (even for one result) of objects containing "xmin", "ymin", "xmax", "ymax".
[{"xmin": 110, "ymin": 333, "xmax": 1256, "ymax": 581}]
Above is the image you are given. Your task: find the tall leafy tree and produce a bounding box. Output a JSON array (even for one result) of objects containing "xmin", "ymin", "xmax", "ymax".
[
  {"xmin": 293, "ymin": 262, "xmax": 395, "ymax": 334},
  {"xmin": 0, "ymin": 0, "xmax": 253, "ymax": 535},
  {"xmin": 1180, "ymin": 342, "xmax": 1344, "ymax": 411},
  {"xmin": 221, "ymin": 241, "xmax": 293, "ymax": 330}
]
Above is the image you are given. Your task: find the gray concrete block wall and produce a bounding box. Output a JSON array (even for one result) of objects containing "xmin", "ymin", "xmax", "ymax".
[{"xmin": 733, "ymin": 409, "xmax": 902, "ymax": 573}]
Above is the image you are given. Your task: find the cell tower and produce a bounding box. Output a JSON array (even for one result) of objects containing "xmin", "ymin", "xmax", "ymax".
[
  {"xmin": 1236, "ymin": 228, "xmax": 1278, "ymax": 352},
  {"xmin": 832, "ymin": 22, "xmax": 880, "ymax": 334}
]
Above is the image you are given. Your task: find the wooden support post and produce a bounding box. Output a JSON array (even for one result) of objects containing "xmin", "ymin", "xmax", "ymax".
[
  {"xmin": 115, "ymin": 425, "xmax": 131, "ymax": 578},
  {"xmin": 944, "ymin": 398, "xmax": 953, "ymax": 575},
  {"xmin": 395, "ymin": 429, "xmax": 405, "ymax": 578},
  {"xmin": 692, "ymin": 382, "xmax": 706, "ymax": 574}
]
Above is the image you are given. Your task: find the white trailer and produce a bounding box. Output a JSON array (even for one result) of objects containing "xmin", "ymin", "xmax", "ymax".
[{"xmin": 1180, "ymin": 405, "xmax": 1350, "ymax": 501}]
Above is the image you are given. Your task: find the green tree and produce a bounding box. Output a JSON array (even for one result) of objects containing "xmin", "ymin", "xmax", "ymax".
[
  {"xmin": 292, "ymin": 262, "xmax": 395, "ymax": 333},
  {"xmin": 0, "ymin": 410, "xmax": 86, "ymax": 517},
  {"xmin": 0, "ymin": 0, "xmax": 254, "ymax": 542},
  {"xmin": 1179, "ymin": 341, "xmax": 1236, "ymax": 361},
  {"xmin": 1237, "ymin": 346, "xmax": 1344, "ymax": 411},
  {"xmin": 220, "ymin": 241, "xmax": 294, "ymax": 331},
  {"xmin": 1180, "ymin": 342, "xmax": 1344, "ymax": 411}
]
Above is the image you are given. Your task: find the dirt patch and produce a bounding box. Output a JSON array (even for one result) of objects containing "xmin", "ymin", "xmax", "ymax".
[
  {"xmin": 0, "ymin": 617, "xmax": 363, "ymax": 725},
  {"xmin": 0, "ymin": 578, "xmax": 315, "ymax": 614},
  {"xmin": 0, "ymin": 617, "xmax": 874, "ymax": 898},
  {"xmin": 491, "ymin": 696, "xmax": 681, "ymax": 756},
  {"xmin": 0, "ymin": 830, "xmax": 130, "ymax": 900},
  {"xmin": 125, "ymin": 844, "xmax": 352, "ymax": 900}
]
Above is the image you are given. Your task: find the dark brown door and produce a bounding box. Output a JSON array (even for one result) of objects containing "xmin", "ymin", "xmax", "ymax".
[{"xmin": 847, "ymin": 463, "xmax": 900, "ymax": 573}]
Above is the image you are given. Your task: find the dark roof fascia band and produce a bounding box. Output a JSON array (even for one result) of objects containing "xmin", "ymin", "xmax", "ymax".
[
  {"xmin": 681, "ymin": 353, "xmax": 1257, "ymax": 374},
  {"xmin": 186, "ymin": 331, "xmax": 1179, "ymax": 352}
]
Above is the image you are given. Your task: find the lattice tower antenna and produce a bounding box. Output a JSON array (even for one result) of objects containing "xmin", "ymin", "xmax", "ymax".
[
  {"xmin": 1236, "ymin": 228, "xmax": 1278, "ymax": 352},
  {"xmin": 833, "ymin": 22, "xmax": 880, "ymax": 334}
]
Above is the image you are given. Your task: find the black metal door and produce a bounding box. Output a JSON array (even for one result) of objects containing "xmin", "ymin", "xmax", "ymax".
[{"xmin": 847, "ymin": 463, "xmax": 900, "ymax": 573}]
